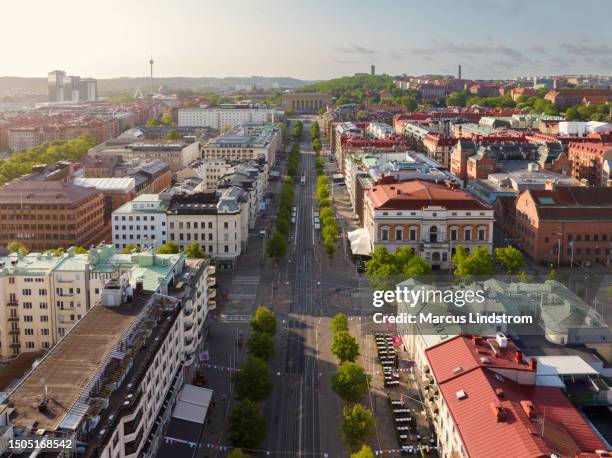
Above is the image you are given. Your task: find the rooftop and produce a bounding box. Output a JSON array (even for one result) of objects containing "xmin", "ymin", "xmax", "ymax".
[
  {"xmin": 73, "ymin": 177, "xmax": 136, "ymax": 192},
  {"xmin": 426, "ymin": 336, "xmax": 607, "ymax": 457},
  {"xmin": 367, "ymin": 179, "xmax": 489, "ymax": 211},
  {"xmin": 8, "ymin": 294, "xmax": 151, "ymax": 431},
  {"xmin": 0, "ymin": 180, "xmax": 99, "ymax": 205}
]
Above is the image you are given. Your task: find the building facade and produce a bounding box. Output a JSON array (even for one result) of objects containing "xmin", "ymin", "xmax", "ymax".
[
  {"xmin": 281, "ymin": 92, "xmax": 332, "ymax": 113},
  {"xmin": 513, "ymin": 187, "xmax": 612, "ymax": 266},
  {"xmin": 0, "ymin": 180, "xmax": 106, "ymax": 252},
  {"xmin": 363, "ymin": 180, "xmax": 494, "ymax": 269},
  {"xmin": 112, "ymin": 194, "xmax": 169, "ymax": 250},
  {"xmin": 178, "ymin": 107, "xmax": 281, "ymax": 129}
]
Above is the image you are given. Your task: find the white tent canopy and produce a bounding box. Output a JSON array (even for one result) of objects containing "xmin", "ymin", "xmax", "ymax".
[
  {"xmin": 348, "ymin": 227, "xmax": 372, "ymax": 256},
  {"xmin": 171, "ymin": 384, "xmax": 214, "ymax": 424}
]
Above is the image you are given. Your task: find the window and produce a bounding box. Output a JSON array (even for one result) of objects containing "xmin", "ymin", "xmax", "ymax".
[
  {"xmin": 478, "ymin": 228, "xmax": 486, "ymax": 241},
  {"xmin": 23, "ymin": 302, "xmax": 32, "ymax": 309},
  {"xmin": 25, "ymin": 328, "xmax": 34, "ymax": 336},
  {"xmin": 395, "ymin": 227, "xmax": 403, "ymax": 241},
  {"xmin": 464, "ymin": 227, "xmax": 472, "ymax": 241},
  {"xmin": 409, "ymin": 227, "xmax": 417, "ymax": 241},
  {"xmin": 224, "ymin": 245, "xmax": 229, "ymax": 253},
  {"xmin": 41, "ymin": 316, "xmax": 49, "ymax": 322},
  {"xmin": 429, "ymin": 226, "xmax": 438, "ymax": 243},
  {"xmin": 381, "ymin": 226, "xmax": 389, "ymax": 241},
  {"xmin": 41, "ymin": 329, "xmax": 49, "ymax": 336},
  {"xmin": 450, "ymin": 227, "xmax": 458, "ymax": 241},
  {"xmin": 24, "ymin": 315, "xmax": 33, "ymax": 322}
]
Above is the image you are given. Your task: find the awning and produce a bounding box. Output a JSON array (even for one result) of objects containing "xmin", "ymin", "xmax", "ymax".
[{"xmin": 347, "ymin": 227, "xmax": 372, "ymax": 256}]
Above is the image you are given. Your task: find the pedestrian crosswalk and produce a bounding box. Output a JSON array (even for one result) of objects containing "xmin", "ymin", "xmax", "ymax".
[
  {"xmin": 218, "ymin": 314, "xmax": 252, "ymax": 322},
  {"xmin": 233, "ymin": 275, "xmax": 260, "ymax": 285}
]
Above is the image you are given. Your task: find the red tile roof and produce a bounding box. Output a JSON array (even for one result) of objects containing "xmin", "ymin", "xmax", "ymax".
[
  {"xmin": 426, "ymin": 336, "xmax": 608, "ymax": 458},
  {"xmin": 367, "ymin": 180, "xmax": 489, "ymax": 211}
]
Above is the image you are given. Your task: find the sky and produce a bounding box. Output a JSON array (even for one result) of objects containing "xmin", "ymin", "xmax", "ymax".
[{"xmin": 1, "ymin": 0, "xmax": 611, "ymax": 80}]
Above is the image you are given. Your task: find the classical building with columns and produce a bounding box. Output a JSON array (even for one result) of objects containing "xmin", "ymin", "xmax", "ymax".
[
  {"xmin": 281, "ymin": 92, "xmax": 332, "ymax": 113},
  {"xmin": 363, "ymin": 179, "xmax": 494, "ymax": 269}
]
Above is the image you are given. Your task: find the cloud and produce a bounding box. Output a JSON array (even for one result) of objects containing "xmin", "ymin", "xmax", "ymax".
[
  {"xmin": 529, "ymin": 45, "xmax": 548, "ymax": 54},
  {"xmin": 336, "ymin": 44, "xmax": 379, "ymax": 57},
  {"xmin": 333, "ymin": 58, "xmax": 358, "ymax": 64},
  {"xmin": 562, "ymin": 43, "xmax": 612, "ymax": 55},
  {"xmin": 409, "ymin": 40, "xmax": 523, "ymax": 60}
]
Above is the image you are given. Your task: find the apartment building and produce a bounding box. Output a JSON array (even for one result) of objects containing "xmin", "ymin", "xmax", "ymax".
[
  {"xmin": 363, "ymin": 179, "xmax": 494, "ymax": 269},
  {"xmin": 513, "ymin": 186, "xmax": 612, "ymax": 266},
  {"xmin": 0, "ymin": 180, "xmax": 105, "ymax": 252},
  {"xmin": 178, "ymin": 106, "xmax": 281, "ymax": 129},
  {"xmin": 167, "ymin": 188, "xmax": 248, "ymax": 269},
  {"xmin": 0, "ymin": 253, "xmax": 214, "ymax": 457},
  {"xmin": 89, "ymin": 141, "xmax": 200, "ymax": 172},
  {"xmin": 423, "ymin": 335, "xmax": 606, "ymax": 458},
  {"xmin": 175, "ymin": 158, "xmax": 236, "ymax": 189},
  {"xmin": 567, "ymin": 141, "xmax": 612, "ymax": 186},
  {"xmin": 112, "ymin": 194, "xmax": 169, "ymax": 250},
  {"xmin": 344, "ymin": 151, "xmax": 460, "ymax": 217},
  {"xmin": 0, "ymin": 245, "xmax": 215, "ymax": 362},
  {"xmin": 201, "ymin": 123, "xmax": 281, "ymax": 167}
]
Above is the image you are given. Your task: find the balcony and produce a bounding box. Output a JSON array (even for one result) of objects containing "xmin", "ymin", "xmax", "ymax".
[
  {"xmin": 208, "ymin": 299, "xmax": 217, "ymax": 311},
  {"xmin": 184, "ymin": 322, "xmax": 194, "ymax": 333},
  {"xmin": 6, "ymin": 301, "xmax": 18, "ymax": 307},
  {"xmin": 9, "ymin": 342, "xmax": 20, "ymax": 348},
  {"xmin": 8, "ymin": 329, "xmax": 20, "ymax": 335},
  {"xmin": 183, "ymin": 307, "xmax": 194, "ymax": 317},
  {"xmin": 207, "ymin": 276, "xmax": 216, "ymax": 287},
  {"xmin": 7, "ymin": 316, "xmax": 19, "ymax": 322},
  {"xmin": 206, "ymin": 265, "xmax": 216, "ymax": 275},
  {"xmin": 208, "ymin": 288, "xmax": 216, "ymax": 298}
]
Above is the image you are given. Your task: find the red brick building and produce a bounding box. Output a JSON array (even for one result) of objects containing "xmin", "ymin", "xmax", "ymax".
[
  {"xmin": 567, "ymin": 141, "xmax": 612, "ymax": 186},
  {"xmin": 0, "ymin": 180, "xmax": 106, "ymax": 251},
  {"xmin": 514, "ymin": 187, "xmax": 612, "ymax": 266},
  {"xmin": 545, "ymin": 88, "xmax": 612, "ymax": 107}
]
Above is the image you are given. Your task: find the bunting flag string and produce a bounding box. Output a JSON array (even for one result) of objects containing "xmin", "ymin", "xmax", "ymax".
[
  {"xmin": 198, "ymin": 361, "xmax": 412, "ymax": 376},
  {"xmin": 162, "ymin": 437, "xmax": 437, "ymax": 455}
]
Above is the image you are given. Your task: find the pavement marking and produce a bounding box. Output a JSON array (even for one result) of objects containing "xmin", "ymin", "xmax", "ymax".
[
  {"xmin": 218, "ymin": 314, "xmax": 252, "ymax": 322},
  {"xmin": 232, "ymin": 275, "xmax": 261, "ymax": 285}
]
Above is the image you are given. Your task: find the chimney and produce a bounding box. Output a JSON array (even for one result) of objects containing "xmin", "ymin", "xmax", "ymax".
[
  {"xmin": 490, "ymin": 402, "xmax": 506, "ymax": 422},
  {"xmin": 495, "ymin": 388, "xmax": 504, "ymax": 397},
  {"xmin": 529, "ymin": 358, "xmax": 537, "ymax": 371},
  {"xmin": 520, "ymin": 400, "xmax": 536, "ymax": 418},
  {"xmin": 514, "ymin": 351, "xmax": 523, "ymax": 364}
]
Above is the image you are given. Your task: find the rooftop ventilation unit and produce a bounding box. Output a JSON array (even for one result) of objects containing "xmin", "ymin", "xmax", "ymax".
[
  {"xmin": 456, "ymin": 390, "xmax": 467, "ymax": 400},
  {"xmin": 453, "ymin": 367, "xmax": 463, "ymax": 374}
]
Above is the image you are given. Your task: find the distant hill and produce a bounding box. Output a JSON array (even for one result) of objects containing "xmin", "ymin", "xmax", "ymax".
[{"xmin": 0, "ymin": 76, "xmax": 311, "ymax": 97}]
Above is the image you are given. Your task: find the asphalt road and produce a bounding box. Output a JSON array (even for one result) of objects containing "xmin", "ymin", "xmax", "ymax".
[{"xmin": 263, "ymin": 120, "xmax": 324, "ymax": 456}]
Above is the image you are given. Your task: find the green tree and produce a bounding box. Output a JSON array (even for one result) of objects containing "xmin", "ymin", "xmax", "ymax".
[
  {"xmin": 73, "ymin": 246, "xmax": 88, "ymax": 254},
  {"xmin": 331, "ymin": 331, "xmax": 360, "ymax": 362},
  {"xmin": 453, "ymin": 246, "xmax": 496, "ymax": 279},
  {"xmin": 156, "ymin": 242, "xmax": 180, "ymax": 254},
  {"xmin": 7, "ymin": 241, "xmax": 29, "ymax": 255},
  {"xmin": 229, "ymin": 400, "xmax": 266, "ymax": 450},
  {"xmin": 332, "ymin": 362, "xmax": 370, "ymax": 403},
  {"xmin": 251, "ymin": 305, "xmax": 277, "ymax": 336},
  {"xmin": 547, "ymin": 269, "xmax": 557, "ymax": 281},
  {"xmin": 145, "ymin": 117, "xmax": 160, "ymax": 127},
  {"xmin": 184, "ymin": 242, "xmax": 207, "ymax": 259},
  {"xmin": 331, "ymin": 313, "xmax": 349, "ymax": 334},
  {"xmin": 267, "ymin": 231, "xmax": 288, "ymax": 258},
  {"xmin": 120, "ymin": 243, "xmax": 141, "ymax": 254},
  {"xmin": 228, "ymin": 449, "xmax": 249, "ymax": 458},
  {"xmin": 495, "ymin": 245, "xmax": 524, "ymax": 274},
  {"xmin": 403, "ymin": 255, "xmax": 432, "ymax": 278},
  {"xmin": 342, "ymin": 404, "xmax": 376, "ymax": 451},
  {"xmin": 247, "ymin": 331, "xmax": 275, "ymax": 362},
  {"xmin": 351, "ymin": 445, "xmax": 375, "ymax": 458},
  {"xmin": 234, "ymin": 356, "xmax": 272, "ymax": 402},
  {"xmin": 160, "ymin": 113, "xmax": 174, "ymax": 126},
  {"xmin": 518, "ymin": 271, "xmax": 530, "ymax": 283},
  {"xmin": 164, "ymin": 130, "xmax": 182, "ymax": 140}
]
